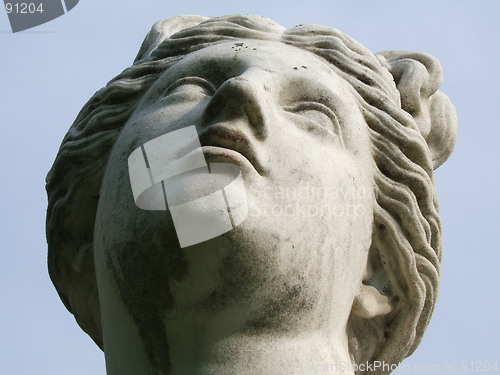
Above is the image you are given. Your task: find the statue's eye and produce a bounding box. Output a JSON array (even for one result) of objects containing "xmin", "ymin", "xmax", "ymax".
[
  {"xmin": 159, "ymin": 77, "xmax": 216, "ymax": 102},
  {"xmin": 284, "ymin": 101, "xmax": 342, "ymax": 138}
]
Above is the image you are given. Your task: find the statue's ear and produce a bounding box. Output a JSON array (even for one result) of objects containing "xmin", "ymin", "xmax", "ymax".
[
  {"xmin": 134, "ymin": 15, "xmax": 209, "ymax": 62},
  {"xmin": 352, "ymin": 284, "xmax": 391, "ymax": 320},
  {"xmin": 61, "ymin": 242, "xmax": 103, "ymax": 349},
  {"xmin": 348, "ymin": 242, "xmax": 394, "ymax": 366},
  {"xmin": 378, "ymin": 50, "xmax": 457, "ymax": 169}
]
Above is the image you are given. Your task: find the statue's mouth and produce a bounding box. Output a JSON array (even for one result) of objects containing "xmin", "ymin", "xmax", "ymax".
[
  {"xmin": 198, "ymin": 126, "xmax": 266, "ymax": 176},
  {"xmin": 127, "ymin": 124, "xmax": 250, "ymax": 247}
]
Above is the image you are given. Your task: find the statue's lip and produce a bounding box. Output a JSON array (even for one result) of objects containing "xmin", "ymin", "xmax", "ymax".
[{"xmin": 198, "ymin": 126, "xmax": 266, "ymax": 175}]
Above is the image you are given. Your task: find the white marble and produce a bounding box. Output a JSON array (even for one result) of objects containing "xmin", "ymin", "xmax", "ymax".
[{"xmin": 46, "ymin": 14, "xmax": 457, "ymax": 375}]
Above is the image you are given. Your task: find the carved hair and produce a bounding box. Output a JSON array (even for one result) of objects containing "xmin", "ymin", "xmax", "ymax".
[{"xmin": 46, "ymin": 14, "xmax": 456, "ymax": 371}]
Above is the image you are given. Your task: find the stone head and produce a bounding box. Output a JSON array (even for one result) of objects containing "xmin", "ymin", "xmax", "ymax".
[{"xmin": 46, "ymin": 14, "xmax": 457, "ymax": 374}]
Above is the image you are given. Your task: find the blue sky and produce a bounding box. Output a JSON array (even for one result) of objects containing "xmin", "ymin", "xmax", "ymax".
[{"xmin": 1, "ymin": 1, "xmax": 498, "ymax": 374}]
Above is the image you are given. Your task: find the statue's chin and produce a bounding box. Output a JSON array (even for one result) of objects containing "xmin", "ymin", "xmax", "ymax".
[{"xmin": 167, "ymin": 221, "xmax": 323, "ymax": 327}]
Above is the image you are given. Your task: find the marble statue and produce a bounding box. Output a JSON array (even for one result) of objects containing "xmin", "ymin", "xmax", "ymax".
[{"xmin": 46, "ymin": 15, "xmax": 457, "ymax": 375}]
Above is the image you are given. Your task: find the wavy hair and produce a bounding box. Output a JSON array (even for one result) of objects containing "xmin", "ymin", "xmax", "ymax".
[{"xmin": 46, "ymin": 14, "xmax": 456, "ymax": 372}]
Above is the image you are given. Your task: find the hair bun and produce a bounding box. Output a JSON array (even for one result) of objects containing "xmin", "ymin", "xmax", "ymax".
[
  {"xmin": 378, "ymin": 50, "xmax": 457, "ymax": 169},
  {"xmin": 134, "ymin": 15, "xmax": 209, "ymax": 62}
]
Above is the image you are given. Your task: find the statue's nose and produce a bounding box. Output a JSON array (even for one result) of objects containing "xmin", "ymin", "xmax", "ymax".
[{"xmin": 202, "ymin": 74, "xmax": 269, "ymax": 139}]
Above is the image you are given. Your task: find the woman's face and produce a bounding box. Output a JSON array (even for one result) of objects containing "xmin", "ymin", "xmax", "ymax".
[{"xmin": 94, "ymin": 40, "xmax": 375, "ymax": 338}]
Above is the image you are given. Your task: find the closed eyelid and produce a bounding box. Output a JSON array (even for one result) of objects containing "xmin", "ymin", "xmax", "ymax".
[
  {"xmin": 161, "ymin": 76, "xmax": 217, "ymax": 98},
  {"xmin": 284, "ymin": 101, "xmax": 343, "ymax": 141}
]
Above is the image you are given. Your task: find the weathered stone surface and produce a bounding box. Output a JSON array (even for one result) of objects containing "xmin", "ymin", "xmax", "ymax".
[{"xmin": 46, "ymin": 14, "xmax": 457, "ymax": 375}]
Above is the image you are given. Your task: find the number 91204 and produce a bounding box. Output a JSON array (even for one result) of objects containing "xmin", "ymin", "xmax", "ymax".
[{"xmin": 5, "ymin": 2, "xmax": 44, "ymax": 14}]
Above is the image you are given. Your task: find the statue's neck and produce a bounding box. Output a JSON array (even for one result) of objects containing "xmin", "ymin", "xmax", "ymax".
[
  {"xmin": 99, "ymin": 283, "xmax": 356, "ymax": 375},
  {"xmin": 97, "ymin": 239, "xmax": 358, "ymax": 375},
  {"xmin": 103, "ymin": 323, "xmax": 354, "ymax": 375},
  {"xmin": 167, "ymin": 331, "xmax": 354, "ymax": 375}
]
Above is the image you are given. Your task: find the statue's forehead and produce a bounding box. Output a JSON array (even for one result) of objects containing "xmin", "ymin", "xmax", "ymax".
[
  {"xmin": 149, "ymin": 39, "xmax": 352, "ymax": 103},
  {"xmin": 173, "ymin": 39, "xmax": 335, "ymax": 72}
]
